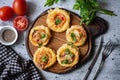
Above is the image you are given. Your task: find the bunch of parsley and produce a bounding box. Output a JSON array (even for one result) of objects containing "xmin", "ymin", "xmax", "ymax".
[
  {"xmin": 44, "ymin": 0, "xmax": 59, "ymax": 6},
  {"xmin": 44, "ymin": 0, "xmax": 116, "ymax": 25}
]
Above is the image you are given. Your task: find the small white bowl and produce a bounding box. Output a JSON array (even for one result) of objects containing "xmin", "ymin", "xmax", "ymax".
[{"xmin": 0, "ymin": 26, "xmax": 18, "ymax": 46}]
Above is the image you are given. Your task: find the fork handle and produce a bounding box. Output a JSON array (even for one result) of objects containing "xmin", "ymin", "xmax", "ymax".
[{"xmin": 93, "ymin": 60, "xmax": 105, "ymax": 80}]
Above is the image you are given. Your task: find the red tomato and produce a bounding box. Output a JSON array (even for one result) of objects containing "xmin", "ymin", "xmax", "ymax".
[
  {"xmin": 0, "ymin": 6, "xmax": 14, "ymax": 21},
  {"xmin": 13, "ymin": 16, "xmax": 28, "ymax": 31},
  {"xmin": 13, "ymin": 0, "xmax": 27, "ymax": 16}
]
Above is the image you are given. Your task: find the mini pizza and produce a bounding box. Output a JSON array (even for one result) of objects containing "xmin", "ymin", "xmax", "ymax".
[
  {"xmin": 33, "ymin": 47, "xmax": 56, "ymax": 69},
  {"xmin": 46, "ymin": 8, "xmax": 70, "ymax": 32},
  {"xmin": 57, "ymin": 44, "xmax": 79, "ymax": 67},
  {"xmin": 29, "ymin": 25, "xmax": 51, "ymax": 47},
  {"xmin": 66, "ymin": 25, "xmax": 87, "ymax": 46}
]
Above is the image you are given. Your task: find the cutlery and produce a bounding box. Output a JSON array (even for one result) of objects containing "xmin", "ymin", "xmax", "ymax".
[
  {"xmin": 93, "ymin": 40, "xmax": 113, "ymax": 80},
  {"xmin": 83, "ymin": 36, "xmax": 103, "ymax": 80}
]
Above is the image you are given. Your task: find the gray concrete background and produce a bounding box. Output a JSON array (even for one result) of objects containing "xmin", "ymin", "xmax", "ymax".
[{"xmin": 0, "ymin": 0, "xmax": 120, "ymax": 80}]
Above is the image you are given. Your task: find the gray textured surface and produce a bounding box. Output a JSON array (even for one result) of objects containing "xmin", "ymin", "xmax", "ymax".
[{"xmin": 0, "ymin": 0, "xmax": 120, "ymax": 80}]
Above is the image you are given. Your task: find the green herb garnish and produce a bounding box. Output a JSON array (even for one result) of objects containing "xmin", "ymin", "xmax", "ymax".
[
  {"xmin": 69, "ymin": 52, "xmax": 74, "ymax": 57},
  {"xmin": 73, "ymin": 0, "xmax": 117, "ymax": 25},
  {"xmin": 70, "ymin": 33, "xmax": 77, "ymax": 42},
  {"xmin": 55, "ymin": 18, "xmax": 62, "ymax": 25},
  {"xmin": 38, "ymin": 43, "xmax": 42, "ymax": 47},
  {"xmin": 65, "ymin": 48, "xmax": 74, "ymax": 57},
  {"xmin": 67, "ymin": 42, "xmax": 75, "ymax": 48},
  {"xmin": 65, "ymin": 48, "xmax": 70, "ymax": 53},
  {"xmin": 61, "ymin": 59, "xmax": 72, "ymax": 64},
  {"xmin": 41, "ymin": 56, "xmax": 48, "ymax": 62},
  {"xmin": 67, "ymin": 42, "xmax": 73, "ymax": 46},
  {"xmin": 61, "ymin": 59, "xmax": 68, "ymax": 64},
  {"xmin": 40, "ymin": 33, "xmax": 46, "ymax": 39},
  {"xmin": 44, "ymin": 0, "xmax": 59, "ymax": 6}
]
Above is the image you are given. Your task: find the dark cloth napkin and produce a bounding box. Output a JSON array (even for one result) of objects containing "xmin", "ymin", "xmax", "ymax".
[{"xmin": 0, "ymin": 43, "xmax": 41, "ymax": 80}]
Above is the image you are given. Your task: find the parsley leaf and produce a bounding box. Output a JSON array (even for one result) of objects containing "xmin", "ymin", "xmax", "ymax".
[
  {"xmin": 40, "ymin": 33, "xmax": 46, "ymax": 39},
  {"xmin": 38, "ymin": 43, "xmax": 42, "ymax": 47},
  {"xmin": 67, "ymin": 42, "xmax": 73, "ymax": 46},
  {"xmin": 65, "ymin": 48, "xmax": 74, "ymax": 57},
  {"xmin": 67, "ymin": 42, "xmax": 75, "ymax": 47},
  {"xmin": 69, "ymin": 52, "xmax": 74, "ymax": 57},
  {"xmin": 55, "ymin": 18, "xmax": 62, "ymax": 25},
  {"xmin": 65, "ymin": 48, "xmax": 70, "ymax": 53},
  {"xmin": 41, "ymin": 56, "xmax": 48, "ymax": 62},
  {"xmin": 61, "ymin": 59, "xmax": 68, "ymax": 64},
  {"xmin": 44, "ymin": 0, "xmax": 59, "ymax": 6},
  {"xmin": 70, "ymin": 33, "xmax": 77, "ymax": 42}
]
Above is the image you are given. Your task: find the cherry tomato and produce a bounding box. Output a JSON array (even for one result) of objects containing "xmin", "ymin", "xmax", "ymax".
[
  {"xmin": 0, "ymin": 6, "xmax": 14, "ymax": 21},
  {"xmin": 13, "ymin": 16, "xmax": 28, "ymax": 31},
  {"xmin": 13, "ymin": 0, "xmax": 27, "ymax": 16}
]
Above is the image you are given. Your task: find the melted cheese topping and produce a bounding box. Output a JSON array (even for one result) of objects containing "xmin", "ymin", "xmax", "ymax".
[
  {"xmin": 46, "ymin": 8, "xmax": 70, "ymax": 32},
  {"xmin": 33, "ymin": 47, "xmax": 56, "ymax": 69},
  {"xmin": 29, "ymin": 25, "xmax": 51, "ymax": 47},
  {"xmin": 66, "ymin": 25, "xmax": 87, "ymax": 46},
  {"xmin": 57, "ymin": 44, "xmax": 79, "ymax": 67}
]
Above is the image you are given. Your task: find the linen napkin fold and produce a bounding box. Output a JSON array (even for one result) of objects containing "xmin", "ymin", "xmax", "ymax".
[{"xmin": 0, "ymin": 43, "xmax": 41, "ymax": 80}]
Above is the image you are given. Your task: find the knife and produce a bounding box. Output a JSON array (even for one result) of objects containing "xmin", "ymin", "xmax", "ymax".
[{"xmin": 83, "ymin": 36, "xmax": 103, "ymax": 80}]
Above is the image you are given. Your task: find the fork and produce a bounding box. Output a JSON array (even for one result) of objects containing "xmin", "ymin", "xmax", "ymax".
[{"xmin": 93, "ymin": 40, "xmax": 114, "ymax": 80}]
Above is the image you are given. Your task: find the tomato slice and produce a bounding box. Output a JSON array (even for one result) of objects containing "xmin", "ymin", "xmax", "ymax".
[{"xmin": 13, "ymin": 16, "xmax": 28, "ymax": 31}]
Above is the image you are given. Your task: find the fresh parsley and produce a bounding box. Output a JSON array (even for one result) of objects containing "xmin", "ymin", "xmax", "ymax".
[
  {"xmin": 44, "ymin": 0, "xmax": 59, "ymax": 6},
  {"xmin": 65, "ymin": 48, "xmax": 74, "ymax": 57},
  {"xmin": 38, "ymin": 43, "xmax": 42, "ymax": 47},
  {"xmin": 40, "ymin": 33, "xmax": 46, "ymax": 39},
  {"xmin": 61, "ymin": 59, "xmax": 72, "ymax": 64},
  {"xmin": 65, "ymin": 48, "xmax": 70, "ymax": 53},
  {"xmin": 70, "ymin": 33, "xmax": 77, "ymax": 42},
  {"xmin": 69, "ymin": 52, "xmax": 74, "ymax": 57},
  {"xmin": 67, "ymin": 42, "xmax": 73, "ymax": 46},
  {"xmin": 41, "ymin": 56, "xmax": 48, "ymax": 62},
  {"xmin": 61, "ymin": 59, "xmax": 68, "ymax": 64},
  {"xmin": 73, "ymin": 0, "xmax": 117, "ymax": 25},
  {"xmin": 67, "ymin": 42, "xmax": 75, "ymax": 47},
  {"xmin": 55, "ymin": 18, "xmax": 62, "ymax": 25}
]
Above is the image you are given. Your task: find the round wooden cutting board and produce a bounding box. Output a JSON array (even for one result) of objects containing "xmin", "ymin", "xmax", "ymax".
[{"xmin": 26, "ymin": 8, "xmax": 92, "ymax": 74}]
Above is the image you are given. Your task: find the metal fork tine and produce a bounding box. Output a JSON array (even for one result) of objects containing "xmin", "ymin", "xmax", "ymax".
[
  {"xmin": 102, "ymin": 40, "xmax": 111, "ymax": 54},
  {"xmin": 104, "ymin": 41, "xmax": 111, "ymax": 54},
  {"xmin": 93, "ymin": 40, "xmax": 114, "ymax": 80},
  {"xmin": 106, "ymin": 42, "xmax": 114, "ymax": 57}
]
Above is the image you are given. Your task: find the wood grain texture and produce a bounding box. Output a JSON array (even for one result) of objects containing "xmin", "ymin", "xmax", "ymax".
[{"xmin": 26, "ymin": 9, "xmax": 92, "ymax": 73}]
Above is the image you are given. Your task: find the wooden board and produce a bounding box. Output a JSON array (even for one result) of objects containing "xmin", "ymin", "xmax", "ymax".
[{"xmin": 26, "ymin": 9, "xmax": 92, "ymax": 74}]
